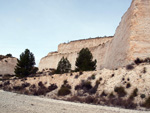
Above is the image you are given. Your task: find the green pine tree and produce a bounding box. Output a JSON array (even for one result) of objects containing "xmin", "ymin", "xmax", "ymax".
[
  {"xmin": 75, "ymin": 48, "xmax": 97, "ymax": 71},
  {"xmin": 15, "ymin": 49, "xmax": 36, "ymax": 77},
  {"xmin": 56, "ymin": 57, "xmax": 71, "ymax": 74}
]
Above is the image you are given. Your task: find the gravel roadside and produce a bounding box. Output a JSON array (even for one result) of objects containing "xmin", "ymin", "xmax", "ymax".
[{"xmin": 0, "ymin": 90, "xmax": 149, "ymax": 113}]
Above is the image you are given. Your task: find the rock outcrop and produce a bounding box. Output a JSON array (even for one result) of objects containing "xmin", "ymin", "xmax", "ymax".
[
  {"xmin": 39, "ymin": 37, "xmax": 113, "ymax": 71},
  {"xmin": 39, "ymin": 0, "xmax": 150, "ymax": 71},
  {"xmin": 0, "ymin": 57, "xmax": 17, "ymax": 75},
  {"xmin": 103, "ymin": 0, "xmax": 150, "ymax": 69}
]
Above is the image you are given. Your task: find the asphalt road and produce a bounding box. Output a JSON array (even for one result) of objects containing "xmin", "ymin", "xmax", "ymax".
[{"xmin": 0, "ymin": 90, "xmax": 149, "ymax": 113}]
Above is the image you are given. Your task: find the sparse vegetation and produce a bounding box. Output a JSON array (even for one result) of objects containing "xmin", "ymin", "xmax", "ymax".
[
  {"xmin": 111, "ymin": 74, "xmax": 115, "ymax": 77},
  {"xmin": 88, "ymin": 74, "xmax": 96, "ymax": 80},
  {"xmin": 142, "ymin": 67, "xmax": 147, "ymax": 73},
  {"xmin": 100, "ymin": 91, "xmax": 107, "ymax": 97},
  {"xmin": 109, "ymin": 92, "xmax": 115, "ymax": 98},
  {"xmin": 114, "ymin": 86, "xmax": 127, "ymax": 97},
  {"xmin": 58, "ymin": 84, "xmax": 71, "ymax": 96},
  {"xmin": 129, "ymin": 88, "xmax": 138, "ymax": 100},
  {"xmin": 6, "ymin": 54, "xmax": 12, "ymax": 57},
  {"xmin": 126, "ymin": 64, "xmax": 134, "ymax": 70},
  {"xmin": 79, "ymin": 71, "xmax": 83, "ymax": 75},
  {"xmin": 48, "ymin": 84, "xmax": 58, "ymax": 92},
  {"xmin": 75, "ymin": 80, "xmax": 92, "ymax": 91},
  {"xmin": 126, "ymin": 83, "xmax": 131, "ymax": 88},
  {"xmin": 63, "ymin": 79, "xmax": 68, "ymax": 84},
  {"xmin": 134, "ymin": 58, "xmax": 143, "ymax": 65},
  {"xmin": 141, "ymin": 94, "xmax": 146, "ymax": 99},
  {"xmin": 74, "ymin": 74, "xmax": 79, "ymax": 79},
  {"xmin": 143, "ymin": 96, "xmax": 150, "ymax": 108},
  {"xmin": 99, "ymin": 77, "xmax": 103, "ymax": 81}
]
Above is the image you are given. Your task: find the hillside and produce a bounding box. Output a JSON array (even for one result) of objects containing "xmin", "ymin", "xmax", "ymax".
[{"xmin": 1, "ymin": 60, "xmax": 150, "ymax": 110}]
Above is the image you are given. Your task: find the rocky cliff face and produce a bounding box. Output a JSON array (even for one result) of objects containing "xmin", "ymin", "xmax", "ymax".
[
  {"xmin": 39, "ymin": 0, "xmax": 150, "ymax": 71},
  {"xmin": 58, "ymin": 37, "xmax": 112, "ymax": 53},
  {"xmin": 39, "ymin": 37, "xmax": 112, "ymax": 71},
  {"xmin": 0, "ymin": 57, "xmax": 17, "ymax": 75},
  {"xmin": 103, "ymin": 0, "xmax": 150, "ymax": 69}
]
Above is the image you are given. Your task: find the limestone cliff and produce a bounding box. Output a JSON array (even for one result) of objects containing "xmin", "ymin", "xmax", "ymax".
[
  {"xmin": 39, "ymin": 0, "xmax": 150, "ymax": 71},
  {"xmin": 103, "ymin": 0, "xmax": 150, "ymax": 69},
  {"xmin": 0, "ymin": 57, "xmax": 17, "ymax": 75},
  {"xmin": 39, "ymin": 37, "xmax": 112, "ymax": 71}
]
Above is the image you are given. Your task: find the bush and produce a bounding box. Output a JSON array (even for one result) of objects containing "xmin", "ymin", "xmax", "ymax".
[
  {"xmin": 100, "ymin": 91, "xmax": 107, "ymax": 97},
  {"xmin": 38, "ymin": 81, "xmax": 44, "ymax": 87},
  {"xmin": 88, "ymin": 74, "xmax": 96, "ymax": 80},
  {"xmin": 111, "ymin": 74, "xmax": 115, "ymax": 77},
  {"xmin": 6, "ymin": 54, "xmax": 12, "ymax": 57},
  {"xmin": 75, "ymin": 80, "xmax": 95, "ymax": 94},
  {"xmin": 4, "ymin": 81, "xmax": 10, "ymax": 86},
  {"xmin": 74, "ymin": 74, "xmax": 79, "ymax": 79},
  {"xmin": 99, "ymin": 77, "xmax": 103, "ymax": 81},
  {"xmin": 22, "ymin": 82, "xmax": 30, "ymax": 88},
  {"xmin": 13, "ymin": 85, "xmax": 23, "ymax": 91},
  {"xmin": 56, "ymin": 57, "xmax": 71, "ymax": 74},
  {"xmin": 48, "ymin": 84, "xmax": 58, "ymax": 92},
  {"xmin": 114, "ymin": 86, "xmax": 127, "ymax": 97},
  {"xmin": 126, "ymin": 64, "xmax": 134, "ymax": 70},
  {"xmin": 34, "ymin": 82, "xmax": 50, "ymax": 96},
  {"xmin": 129, "ymin": 88, "xmax": 138, "ymax": 100},
  {"xmin": 82, "ymin": 80, "xmax": 92, "ymax": 90},
  {"xmin": 34, "ymin": 87, "xmax": 48, "ymax": 96},
  {"xmin": 143, "ymin": 96, "xmax": 150, "ymax": 108},
  {"xmin": 109, "ymin": 92, "xmax": 115, "ymax": 98},
  {"xmin": 134, "ymin": 58, "xmax": 143, "ymax": 65},
  {"xmin": 144, "ymin": 57, "xmax": 150, "ymax": 63},
  {"xmin": 75, "ymin": 48, "xmax": 97, "ymax": 71},
  {"xmin": 141, "ymin": 94, "xmax": 146, "ymax": 99},
  {"xmin": 84, "ymin": 96, "xmax": 97, "ymax": 104},
  {"xmin": 63, "ymin": 79, "xmax": 68, "ymax": 85},
  {"xmin": 143, "ymin": 67, "xmax": 147, "ymax": 73},
  {"xmin": 126, "ymin": 83, "xmax": 131, "ymax": 88},
  {"xmin": 79, "ymin": 71, "xmax": 83, "ymax": 75},
  {"xmin": 58, "ymin": 86, "xmax": 71, "ymax": 96}
]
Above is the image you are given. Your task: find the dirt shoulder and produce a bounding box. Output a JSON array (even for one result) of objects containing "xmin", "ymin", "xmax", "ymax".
[{"xmin": 0, "ymin": 90, "xmax": 147, "ymax": 113}]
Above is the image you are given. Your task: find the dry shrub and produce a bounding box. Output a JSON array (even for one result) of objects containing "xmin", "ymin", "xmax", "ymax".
[
  {"xmin": 22, "ymin": 82, "xmax": 30, "ymax": 88},
  {"xmin": 13, "ymin": 85, "xmax": 23, "ymax": 91},
  {"xmin": 126, "ymin": 64, "xmax": 134, "ymax": 70},
  {"xmin": 134, "ymin": 58, "xmax": 143, "ymax": 65},
  {"xmin": 58, "ymin": 82, "xmax": 71, "ymax": 96},
  {"xmin": 74, "ymin": 74, "xmax": 79, "ymax": 79},
  {"xmin": 58, "ymin": 86, "xmax": 71, "ymax": 96},
  {"xmin": 129, "ymin": 88, "xmax": 138, "ymax": 100},
  {"xmin": 142, "ymin": 96, "xmax": 150, "ymax": 108},
  {"xmin": 126, "ymin": 83, "xmax": 131, "ymax": 88},
  {"xmin": 48, "ymin": 84, "xmax": 58, "ymax": 92},
  {"xmin": 75, "ymin": 80, "xmax": 92, "ymax": 91},
  {"xmin": 114, "ymin": 86, "xmax": 127, "ymax": 97},
  {"xmin": 4, "ymin": 81, "xmax": 10, "ymax": 86}
]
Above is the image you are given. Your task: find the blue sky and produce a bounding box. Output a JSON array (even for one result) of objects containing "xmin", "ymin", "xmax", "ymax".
[{"xmin": 0, "ymin": 0, "xmax": 132, "ymax": 66}]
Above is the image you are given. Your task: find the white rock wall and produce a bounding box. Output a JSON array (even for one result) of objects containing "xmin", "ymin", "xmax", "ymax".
[
  {"xmin": 0, "ymin": 58, "xmax": 17, "ymax": 75},
  {"xmin": 103, "ymin": 0, "xmax": 150, "ymax": 69},
  {"xmin": 58, "ymin": 37, "xmax": 112, "ymax": 53}
]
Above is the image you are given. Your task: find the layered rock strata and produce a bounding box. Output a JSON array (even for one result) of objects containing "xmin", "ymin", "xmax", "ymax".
[
  {"xmin": 39, "ymin": 37, "xmax": 113, "ymax": 71},
  {"xmin": 103, "ymin": 0, "xmax": 150, "ymax": 69}
]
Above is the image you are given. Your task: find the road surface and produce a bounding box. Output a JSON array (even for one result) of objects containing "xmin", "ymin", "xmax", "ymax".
[{"xmin": 0, "ymin": 90, "xmax": 148, "ymax": 113}]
